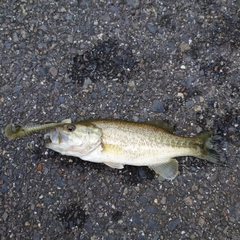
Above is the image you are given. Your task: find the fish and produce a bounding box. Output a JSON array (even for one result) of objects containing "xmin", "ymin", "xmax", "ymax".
[{"xmin": 5, "ymin": 119, "xmax": 220, "ymax": 181}]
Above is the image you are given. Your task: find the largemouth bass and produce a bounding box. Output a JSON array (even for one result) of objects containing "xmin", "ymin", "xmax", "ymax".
[{"xmin": 5, "ymin": 119, "xmax": 219, "ymax": 180}]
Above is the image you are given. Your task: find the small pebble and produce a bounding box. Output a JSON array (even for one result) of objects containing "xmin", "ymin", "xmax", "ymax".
[
  {"xmin": 148, "ymin": 219, "xmax": 158, "ymax": 231},
  {"xmin": 2, "ymin": 212, "xmax": 8, "ymax": 221},
  {"xmin": 49, "ymin": 67, "xmax": 58, "ymax": 77},
  {"xmin": 25, "ymin": 221, "xmax": 31, "ymax": 227},
  {"xmin": 13, "ymin": 32, "xmax": 19, "ymax": 42},
  {"xmin": 152, "ymin": 100, "xmax": 165, "ymax": 113},
  {"xmin": 180, "ymin": 65, "xmax": 186, "ymax": 69},
  {"xmin": 36, "ymin": 163, "xmax": 43, "ymax": 171},
  {"xmin": 198, "ymin": 217, "xmax": 205, "ymax": 227},
  {"xmin": 83, "ymin": 78, "xmax": 92, "ymax": 89},
  {"xmin": 199, "ymin": 96, "xmax": 204, "ymax": 102},
  {"xmin": 168, "ymin": 219, "xmax": 180, "ymax": 231},
  {"xmin": 146, "ymin": 205, "xmax": 157, "ymax": 214},
  {"xmin": 180, "ymin": 42, "xmax": 190, "ymax": 52},
  {"xmin": 161, "ymin": 197, "xmax": 166, "ymax": 204},
  {"xmin": 13, "ymin": 86, "xmax": 21, "ymax": 94},
  {"xmin": 38, "ymin": 66, "xmax": 47, "ymax": 76},
  {"xmin": 59, "ymin": 96, "xmax": 65, "ymax": 103},
  {"xmin": 39, "ymin": 25, "xmax": 47, "ymax": 31},
  {"xmin": 147, "ymin": 24, "xmax": 157, "ymax": 34},
  {"xmin": 132, "ymin": 212, "xmax": 141, "ymax": 225},
  {"xmin": 186, "ymin": 100, "xmax": 194, "ymax": 108},
  {"xmin": 127, "ymin": 0, "xmax": 140, "ymax": 8},
  {"xmin": 184, "ymin": 196, "xmax": 193, "ymax": 206}
]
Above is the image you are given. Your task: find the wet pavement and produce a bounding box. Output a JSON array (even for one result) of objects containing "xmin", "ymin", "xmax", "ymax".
[{"xmin": 0, "ymin": 0, "xmax": 239, "ymax": 239}]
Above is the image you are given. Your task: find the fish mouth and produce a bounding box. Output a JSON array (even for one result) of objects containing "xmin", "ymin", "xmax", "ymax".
[{"xmin": 49, "ymin": 128, "xmax": 69, "ymax": 144}]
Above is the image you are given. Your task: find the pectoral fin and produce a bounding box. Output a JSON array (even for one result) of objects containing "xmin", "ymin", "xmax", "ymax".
[
  {"xmin": 104, "ymin": 162, "xmax": 124, "ymax": 169},
  {"xmin": 149, "ymin": 158, "xmax": 179, "ymax": 180}
]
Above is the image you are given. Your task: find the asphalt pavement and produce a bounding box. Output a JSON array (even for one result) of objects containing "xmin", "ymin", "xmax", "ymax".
[{"xmin": 0, "ymin": 0, "xmax": 239, "ymax": 239}]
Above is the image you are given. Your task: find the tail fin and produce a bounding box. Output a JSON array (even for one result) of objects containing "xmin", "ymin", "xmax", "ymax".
[{"xmin": 194, "ymin": 131, "xmax": 220, "ymax": 164}]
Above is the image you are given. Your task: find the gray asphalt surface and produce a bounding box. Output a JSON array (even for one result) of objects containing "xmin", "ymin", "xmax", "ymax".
[{"xmin": 0, "ymin": 0, "xmax": 239, "ymax": 239}]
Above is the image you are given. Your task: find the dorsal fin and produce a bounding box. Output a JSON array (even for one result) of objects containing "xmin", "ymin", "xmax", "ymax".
[{"xmin": 145, "ymin": 120, "xmax": 175, "ymax": 133}]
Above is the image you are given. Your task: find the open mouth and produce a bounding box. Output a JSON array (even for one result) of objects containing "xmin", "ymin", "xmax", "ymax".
[{"xmin": 44, "ymin": 129, "xmax": 70, "ymax": 144}]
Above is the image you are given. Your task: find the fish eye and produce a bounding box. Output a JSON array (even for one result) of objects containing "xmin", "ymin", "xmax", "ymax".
[{"xmin": 67, "ymin": 124, "xmax": 76, "ymax": 132}]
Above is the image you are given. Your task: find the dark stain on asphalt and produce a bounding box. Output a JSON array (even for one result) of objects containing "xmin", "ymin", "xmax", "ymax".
[
  {"xmin": 58, "ymin": 204, "xmax": 88, "ymax": 230},
  {"xmin": 68, "ymin": 39, "xmax": 137, "ymax": 85},
  {"xmin": 120, "ymin": 166, "xmax": 155, "ymax": 185}
]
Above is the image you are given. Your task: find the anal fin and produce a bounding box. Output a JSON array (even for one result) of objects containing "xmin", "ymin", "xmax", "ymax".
[
  {"xmin": 149, "ymin": 158, "xmax": 179, "ymax": 180},
  {"xmin": 104, "ymin": 162, "xmax": 124, "ymax": 169},
  {"xmin": 157, "ymin": 174, "xmax": 166, "ymax": 182}
]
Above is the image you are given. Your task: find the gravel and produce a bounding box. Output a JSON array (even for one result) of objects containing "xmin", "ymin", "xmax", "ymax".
[{"xmin": 0, "ymin": 0, "xmax": 239, "ymax": 239}]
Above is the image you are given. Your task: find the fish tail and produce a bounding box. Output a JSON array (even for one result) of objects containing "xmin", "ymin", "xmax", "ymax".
[{"xmin": 194, "ymin": 131, "xmax": 220, "ymax": 163}]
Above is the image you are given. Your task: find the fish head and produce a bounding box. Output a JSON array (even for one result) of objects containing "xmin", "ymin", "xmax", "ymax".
[{"xmin": 45, "ymin": 123, "xmax": 102, "ymax": 157}]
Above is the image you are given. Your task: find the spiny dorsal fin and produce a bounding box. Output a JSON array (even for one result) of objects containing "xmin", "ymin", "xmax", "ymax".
[{"xmin": 61, "ymin": 119, "xmax": 72, "ymax": 124}]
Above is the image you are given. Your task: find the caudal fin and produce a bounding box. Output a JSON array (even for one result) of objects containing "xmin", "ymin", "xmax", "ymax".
[{"xmin": 194, "ymin": 131, "xmax": 220, "ymax": 164}]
